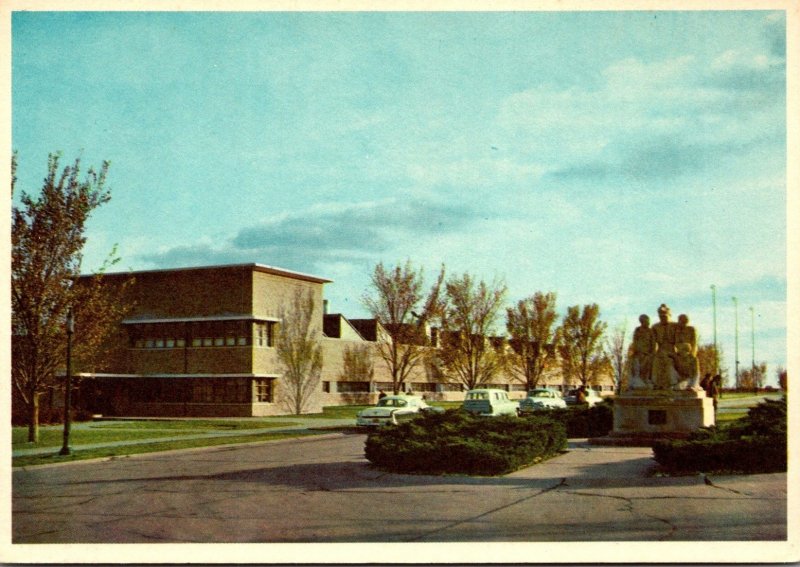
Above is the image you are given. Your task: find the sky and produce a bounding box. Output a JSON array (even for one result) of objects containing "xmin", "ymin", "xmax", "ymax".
[{"xmin": 10, "ymin": 8, "xmax": 791, "ymax": 386}]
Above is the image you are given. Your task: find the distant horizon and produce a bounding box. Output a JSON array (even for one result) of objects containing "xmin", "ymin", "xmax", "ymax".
[{"xmin": 12, "ymin": 8, "xmax": 790, "ymax": 386}]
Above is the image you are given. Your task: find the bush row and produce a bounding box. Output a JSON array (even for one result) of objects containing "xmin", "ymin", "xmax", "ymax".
[
  {"xmin": 653, "ymin": 397, "xmax": 787, "ymax": 474},
  {"xmin": 365, "ymin": 410, "xmax": 568, "ymax": 476},
  {"xmin": 551, "ymin": 402, "xmax": 613, "ymax": 438}
]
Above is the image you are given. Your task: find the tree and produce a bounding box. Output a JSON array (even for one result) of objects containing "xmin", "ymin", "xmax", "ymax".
[
  {"xmin": 776, "ymin": 366, "xmax": 787, "ymax": 391},
  {"xmin": 12, "ymin": 152, "xmax": 129, "ymax": 442},
  {"xmin": 439, "ymin": 272, "xmax": 507, "ymax": 390},
  {"xmin": 696, "ymin": 343, "xmax": 724, "ymax": 381},
  {"xmin": 340, "ymin": 343, "xmax": 374, "ymax": 382},
  {"xmin": 362, "ymin": 261, "xmax": 445, "ymax": 395},
  {"xmin": 557, "ymin": 304, "xmax": 609, "ymax": 389},
  {"xmin": 606, "ymin": 322, "xmax": 627, "ymax": 394},
  {"xmin": 739, "ymin": 362, "xmax": 768, "ymax": 391},
  {"xmin": 505, "ymin": 292, "xmax": 558, "ymax": 390},
  {"xmin": 275, "ymin": 287, "xmax": 323, "ymax": 415}
]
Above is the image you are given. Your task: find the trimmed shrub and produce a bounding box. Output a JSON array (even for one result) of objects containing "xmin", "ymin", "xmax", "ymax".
[
  {"xmin": 364, "ymin": 409, "xmax": 567, "ymax": 476},
  {"xmin": 653, "ymin": 397, "xmax": 787, "ymax": 474},
  {"xmin": 547, "ymin": 401, "xmax": 613, "ymax": 438}
]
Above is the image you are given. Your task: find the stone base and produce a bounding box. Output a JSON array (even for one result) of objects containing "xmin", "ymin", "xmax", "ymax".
[{"xmin": 590, "ymin": 389, "xmax": 715, "ymax": 447}]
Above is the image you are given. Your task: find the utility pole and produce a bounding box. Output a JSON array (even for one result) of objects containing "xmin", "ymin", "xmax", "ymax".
[
  {"xmin": 711, "ymin": 284, "xmax": 718, "ymax": 373},
  {"xmin": 732, "ymin": 296, "xmax": 739, "ymax": 390}
]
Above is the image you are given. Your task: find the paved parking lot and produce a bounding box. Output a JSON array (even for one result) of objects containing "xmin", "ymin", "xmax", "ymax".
[{"xmin": 10, "ymin": 431, "xmax": 789, "ymax": 563}]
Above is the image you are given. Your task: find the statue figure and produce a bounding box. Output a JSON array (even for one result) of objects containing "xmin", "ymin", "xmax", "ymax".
[
  {"xmin": 651, "ymin": 304, "xmax": 679, "ymax": 389},
  {"xmin": 674, "ymin": 313, "xmax": 700, "ymax": 389},
  {"xmin": 629, "ymin": 314, "xmax": 655, "ymax": 389}
]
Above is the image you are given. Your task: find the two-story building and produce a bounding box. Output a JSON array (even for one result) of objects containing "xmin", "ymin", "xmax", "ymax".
[{"xmin": 73, "ymin": 262, "xmax": 614, "ymax": 417}]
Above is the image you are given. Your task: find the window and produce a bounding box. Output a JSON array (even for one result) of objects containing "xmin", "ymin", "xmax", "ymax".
[
  {"xmin": 255, "ymin": 322, "xmax": 275, "ymax": 347},
  {"xmin": 253, "ymin": 379, "xmax": 273, "ymax": 402},
  {"xmin": 411, "ymin": 382, "xmax": 437, "ymax": 393},
  {"xmin": 336, "ymin": 381, "xmax": 370, "ymax": 393},
  {"xmin": 322, "ymin": 381, "xmax": 331, "ymax": 393}
]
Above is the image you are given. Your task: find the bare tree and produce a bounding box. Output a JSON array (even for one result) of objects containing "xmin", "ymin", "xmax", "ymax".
[
  {"xmin": 12, "ymin": 152, "xmax": 130, "ymax": 442},
  {"xmin": 557, "ymin": 303, "xmax": 609, "ymax": 389},
  {"xmin": 362, "ymin": 261, "xmax": 445, "ymax": 394},
  {"xmin": 505, "ymin": 292, "xmax": 558, "ymax": 390},
  {"xmin": 776, "ymin": 366, "xmax": 787, "ymax": 391},
  {"xmin": 276, "ymin": 288, "xmax": 323, "ymax": 415},
  {"xmin": 606, "ymin": 322, "xmax": 627, "ymax": 394},
  {"xmin": 439, "ymin": 272, "xmax": 507, "ymax": 390}
]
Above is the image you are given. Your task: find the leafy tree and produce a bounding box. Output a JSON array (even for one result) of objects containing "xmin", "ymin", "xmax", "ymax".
[
  {"xmin": 339, "ymin": 343, "xmax": 374, "ymax": 383},
  {"xmin": 362, "ymin": 261, "xmax": 445, "ymax": 394},
  {"xmin": 696, "ymin": 342, "xmax": 723, "ymax": 378},
  {"xmin": 275, "ymin": 288, "xmax": 323, "ymax": 415},
  {"xmin": 557, "ymin": 304, "xmax": 609, "ymax": 389},
  {"xmin": 439, "ymin": 272, "xmax": 507, "ymax": 389},
  {"xmin": 739, "ymin": 362, "xmax": 768, "ymax": 391},
  {"xmin": 606, "ymin": 322, "xmax": 627, "ymax": 394},
  {"xmin": 777, "ymin": 366, "xmax": 787, "ymax": 391},
  {"xmin": 12, "ymin": 152, "xmax": 129, "ymax": 442},
  {"xmin": 505, "ymin": 292, "xmax": 558, "ymax": 390}
]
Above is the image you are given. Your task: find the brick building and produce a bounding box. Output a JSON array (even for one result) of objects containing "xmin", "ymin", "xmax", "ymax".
[{"xmin": 74, "ymin": 263, "xmax": 613, "ymax": 417}]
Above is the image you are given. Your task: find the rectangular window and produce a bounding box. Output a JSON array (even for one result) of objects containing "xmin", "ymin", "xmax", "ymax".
[
  {"xmin": 192, "ymin": 338, "xmax": 202, "ymax": 347},
  {"xmin": 322, "ymin": 381, "xmax": 330, "ymax": 393},
  {"xmin": 165, "ymin": 338, "xmax": 175, "ymax": 348},
  {"xmin": 202, "ymin": 337, "xmax": 213, "ymax": 347},
  {"xmin": 410, "ymin": 383, "xmax": 437, "ymax": 393},
  {"xmin": 155, "ymin": 339, "xmax": 165, "ymax": 348},
  {"xmin": 214, "ymin": 337, "xmax": 225, "ymax": 347},
  {"xmin": 336, "ymin": 381, "xmax": 370, "ymax": 393},
  {"xmin": 226, "ymin": 336, "xmax": 236, "ymax": 346},
  {"xmin": 253, "ymin": 379, "xmax": 273, "ymax": 402}
]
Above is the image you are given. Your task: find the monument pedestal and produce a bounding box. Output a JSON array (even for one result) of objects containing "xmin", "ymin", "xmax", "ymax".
[{"xmin": 591, "ymin": 389, "xmax": 715, "ymax": 446}]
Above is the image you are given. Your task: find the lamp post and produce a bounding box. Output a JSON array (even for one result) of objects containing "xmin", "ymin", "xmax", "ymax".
[
  {"xmin": 732, "ymin": 297, "xmax": 739, "ymax": 390},
  {"xmin": 59, "ymin": 309, "xmax": 74, "ymax": 456},
  {"xmin": 711, "ymin": 284, "xmax": 718, "ymax": 373},
  {"xmin": 750, "ymin": 306, "xmax": 756, "ymax": 388}
]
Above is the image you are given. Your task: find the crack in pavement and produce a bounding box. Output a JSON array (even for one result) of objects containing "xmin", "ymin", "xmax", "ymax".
[{"xmin": 405, "ymin": 478, "xmax": 567, "ymax": 542}]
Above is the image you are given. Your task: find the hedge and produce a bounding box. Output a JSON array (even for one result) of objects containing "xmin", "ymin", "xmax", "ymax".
[
  {"xmin": 364, "ymin": 409, "xmax": 567, "ymax": 476},
  {"xmin": 652, "ymin": 397, "xmax": 787, "ymax": 474}
]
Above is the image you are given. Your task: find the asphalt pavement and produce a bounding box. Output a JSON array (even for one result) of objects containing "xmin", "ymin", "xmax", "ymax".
[{"xmin": 10, "ymin": 429, "xmax": 792, "ymax": 564}]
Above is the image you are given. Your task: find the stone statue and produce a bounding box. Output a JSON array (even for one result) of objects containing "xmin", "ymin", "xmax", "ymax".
[
  {"xmin": 674, "ymin": 313, "xmax": 700, "ymax": 389},
  {"xmin": 629, "ymin": 314, "xmax": 655, "ymax": 389},
  {"xmin": 651, "ymin": 304, "xmax": 679, "ymax": 389}
]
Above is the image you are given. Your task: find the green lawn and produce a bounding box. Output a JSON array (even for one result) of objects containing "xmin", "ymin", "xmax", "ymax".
[
  {"xmin": 12, "ymin": 430, "xmax": 318, "ymax": 468},
  {"xmin": 12, "ymin": 419, "xmax": 298, "ymax": 449}
]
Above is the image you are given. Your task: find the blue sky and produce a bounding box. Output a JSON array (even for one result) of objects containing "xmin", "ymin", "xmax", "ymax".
[{"xmin": 11, "ymin": 9, "xmax": 789, "ymax": 385}]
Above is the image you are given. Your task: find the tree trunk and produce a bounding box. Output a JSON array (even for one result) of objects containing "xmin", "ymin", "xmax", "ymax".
[{"xmin": 27, "ymin": 392, "xmax": 40, "ymax": 443}]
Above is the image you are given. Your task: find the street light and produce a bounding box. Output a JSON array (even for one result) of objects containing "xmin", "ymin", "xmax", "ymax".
[
  {"xmin": 732, "ymin": 297, "xmax": 739, "ymax": 390},
  {"xmin": 711, "ymin": 284, "xmax": 718, "ymax": 373},
  {"xmin": 59, "ymin": 309, "xmax": 74, "ymax": 456},
  {"xmin": 750, "ymin": 306, "xmax": 756, "ymax": 387}
]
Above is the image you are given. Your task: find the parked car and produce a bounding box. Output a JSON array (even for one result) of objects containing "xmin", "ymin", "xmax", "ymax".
[
  {"xmin": 517, "ymin": 388, "xmax": 567, "ymax": 415},
  {"xmin": 461, "ymin": 388, "xmax": 519, "ymax": 417},
  {"xmin": 355, "ymin": 395, "xmax": 433, "ymax": 427},
  {"xmin": 564, "ymin": 387, "xmax": 604, "ymax": 407}
]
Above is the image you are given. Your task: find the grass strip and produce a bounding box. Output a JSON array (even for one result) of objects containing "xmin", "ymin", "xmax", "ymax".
[
  {"xmin": 12, "ymin": 420, "xmax": 299, "ymax": 448},
  {"xmin": 12, "ymin": 430, "xmax": 325, "ymax": 468}
]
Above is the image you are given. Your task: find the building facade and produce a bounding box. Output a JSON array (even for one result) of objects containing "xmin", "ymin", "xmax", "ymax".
[{"xmin": 76, "ymin": 263, "xmax": 614, "ymax": 418}]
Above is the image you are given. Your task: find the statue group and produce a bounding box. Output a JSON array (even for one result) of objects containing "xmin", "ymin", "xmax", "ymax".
[{"xmin": 629, "ymin": 304, "xmax": 701, "ymax": 391}]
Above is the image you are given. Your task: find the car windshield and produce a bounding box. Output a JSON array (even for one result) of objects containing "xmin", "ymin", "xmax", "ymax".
[{"xmin": 377, "ymin": 398, "xmax": 407, "ymax": 407}]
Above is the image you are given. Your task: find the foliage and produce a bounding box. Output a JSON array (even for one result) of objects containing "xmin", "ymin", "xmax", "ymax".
[
  {"xmin": 557, "ymin": 304, "xmax": 609, "ymax": 388},
  {"xmin": 438, "ymin": 272, "xmax": 508, "ymax": 389},
  {"xmin": 339, "ymin": 343, "xmax": 374, "ymax": 383},
  {"xmin": 653, "ymin": 397, "xmax": 786, "ymax": 474},
  {"xmin": 776, "ymin": 366, "xmax": 787, "ymax": 391},
  {"xmin": 551, "ymin": 402, "xmax": 614, "ymax": 438},
  {"xmin": 362, "ymin": 261, "xmax": 445, "ymax": 394},
  {"xmin": 276, "ymin": 288, "xmax": 323, "ymax": 415},
  {"xmin": 738, "ymin": 362, "xmax": 768, "ymax": 391},
  {"xmin": 505, "ymin": 292, "xmax": 559, "ymax": 390},
  {"xmin": 364, "ymin": 410, "xmax": 567, "ymax": 475},
  {"xmin": 606, "ymin": 322, "xmax": 627, "ymax": 394},
  {"xmin": 12, "ymin": 152, "xmax": 131, "ymax": 442},
  {"xmin": 696, "ymin": 343, "xmax": 723, "ymax": 380}
]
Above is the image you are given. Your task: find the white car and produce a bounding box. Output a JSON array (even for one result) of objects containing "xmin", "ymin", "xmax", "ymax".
[
  {"xmin": 461, "ymin": 388, "xmax": 519, "ymax": 417},
  {"xmin": 564, "ymin": 388, "xmax": 604, "ymax": 407},
  {"xmin": 517, "ymin": 388, "xmax": 567, "ymax": 415},
  {"xmin": 356, "ymin": 395, "xmax": 431, "ymax": 427}
]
